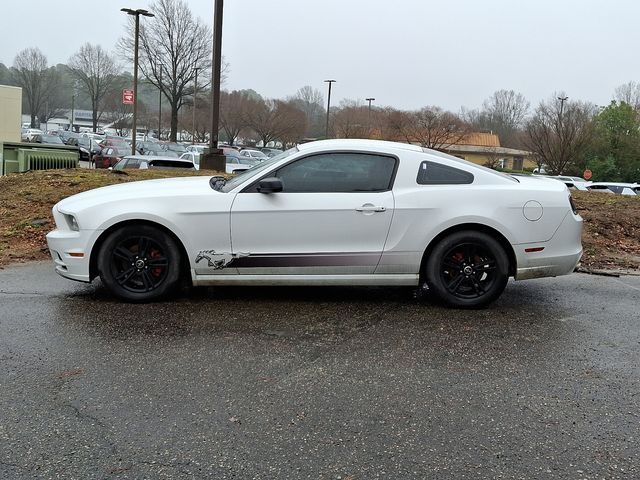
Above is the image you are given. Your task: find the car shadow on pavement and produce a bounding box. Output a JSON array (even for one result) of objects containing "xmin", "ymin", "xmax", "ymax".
[{"xmin": 58, "ymin": 278, "xmax": 576, "ymax": 360}]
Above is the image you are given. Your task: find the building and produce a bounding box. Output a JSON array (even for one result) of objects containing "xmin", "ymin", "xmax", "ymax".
[
  {"xmin": 0, "ymin": 85, "xmax": 22, "ymax": 142},
  {"xmin": 442, "ymin": 132, "xmax": 536, "ymax": 171}
]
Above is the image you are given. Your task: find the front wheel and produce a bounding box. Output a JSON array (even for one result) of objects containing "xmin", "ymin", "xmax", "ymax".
[
  {"xmin": 97, "ymin": 224, "xmax": 182, "ymax": 302},
  {"xmin": 425, "ymin": 231, "xmax": 509, "ymax": 308}
]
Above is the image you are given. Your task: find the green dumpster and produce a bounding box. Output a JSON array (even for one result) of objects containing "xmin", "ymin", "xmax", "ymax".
[{"xmin": 1, "ymin": 142, "xmax": 79, "ymax": 176}]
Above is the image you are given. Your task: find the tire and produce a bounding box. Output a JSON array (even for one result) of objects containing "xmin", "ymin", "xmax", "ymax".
[
  {"xmin": 97, "ymin": 224, "xmax": 182, "ymax": 302},
  {"xmin": 425, "ymin": 230, "xmax": 509, "ymax": 308}
]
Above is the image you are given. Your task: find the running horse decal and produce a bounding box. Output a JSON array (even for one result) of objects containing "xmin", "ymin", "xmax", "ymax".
[{"xmin": 195, "ymin": 250, "xmax": 249, "ymax": 270}]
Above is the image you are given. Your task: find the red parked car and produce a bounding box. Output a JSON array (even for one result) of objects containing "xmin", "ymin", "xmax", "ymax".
[{"xmin": 93, "ymin": 147, "xmax": 125, "ymax": 169}]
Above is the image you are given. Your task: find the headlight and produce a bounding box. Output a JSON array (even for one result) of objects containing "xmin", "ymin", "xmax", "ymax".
[{"xmin": 64, "ymin": 214, "xmax": 80, "ymax": 231}]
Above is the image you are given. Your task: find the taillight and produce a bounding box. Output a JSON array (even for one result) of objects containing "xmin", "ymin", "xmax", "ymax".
[{"xmin": 569, "ymin": 195, "xmax": 578, "ymax": 215}]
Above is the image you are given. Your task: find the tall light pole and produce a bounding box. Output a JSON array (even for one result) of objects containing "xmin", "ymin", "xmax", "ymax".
[
  {"xmin": 158, "ymin": 62, "xmax": 164, "ymax": 140},
  {"xmin": 209, "ymin": 0, "xmax": 223, "ymax": 152},
  {"xmin": 557, "ymin": 95, "xmax": 569, "ymax": 175},
  {"xmin": 192, "ymin": 67, "xmax": 200, "ymax": 144},
  {"xmin": 366, "ymin": 97, "xmax": 375, "ymax": 134},
  {"xmin": 121, "ymin": 8, "xmax": 154, "ymax": 155},
  {"xmin": 558, "ymin": 95, "xmax": 568, "ymax": 118},
  {"xmin": 70, "ymin": 81, "xmax": 77, "ymax": 133},
  {"xmin": 324, "ymin": 79, "xmax": 336, "ymax": 138}
]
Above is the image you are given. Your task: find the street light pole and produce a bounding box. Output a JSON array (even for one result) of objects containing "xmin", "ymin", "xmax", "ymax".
[
  {"xmin": 558, "ymin": 95, "xmax": 568, "ymax": 118},
  {"xmin": 192, "ymin": 67, "xmax": 200, "ymax": 144},
  {"xmin": 365, "ymin": 97, "xmax": 375, "ymax": 134},
  {"xmin": 209, "ymin": 0, "xmax": 224, "ymax": 152},
  {"xmin": 121, "ymin": 8, "xmax": 155, "ymax": 155},
  {"xmin": 158, "ymin": 63, "xmax": 164, "ymax": 140},
  {"xmin": 70, "ymin": 84, "xmax": 76, "ymax": 133},
  {"xmin": 324, "ymin": 79, "xmax": 336, "ymax": 138}
]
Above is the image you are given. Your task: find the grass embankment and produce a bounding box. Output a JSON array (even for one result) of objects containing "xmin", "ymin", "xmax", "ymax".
[
  {"xmin": 0, "ymin": 169, "xmax": 214, "ymax": 266},
  {"xmin": 0, "ymin": 170, "xmax": 638, "ymax": 272}
]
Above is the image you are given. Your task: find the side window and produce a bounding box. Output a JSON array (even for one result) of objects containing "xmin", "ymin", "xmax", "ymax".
[
  {"xmin": 126, "ymin": 158, "xmax": 141, "ymax": 169},
  {"xmin": 416, "ymin": 161, "xmax": 474, "ymax": 185},
  {"xmin": 274, "ymin": 153, "xmax": 396, "ymax": 193}
]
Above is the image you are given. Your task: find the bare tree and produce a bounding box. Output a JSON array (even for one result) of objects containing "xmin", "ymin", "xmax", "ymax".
[
  {"xmin": 482, "ymin": 146, "xmax": 504, "ymax": 169},
  {"xmin": 385, "ymin": 106, "xmax": 469, "ymax": 150},
  {"xmin": 103, "ymin": 89, "xmax": 133, "ymax": 136},
  {"xmin": 525, "ymin": 94, "xmax": 595, "ymax": 174},
  {"xmin": 614, "ymin": 81, "xmax": 640, "ymax": 109},
  {"xmin": 466, "ymin": 90, "xmax": 530, "ymax": 148},
  {"xmin": 244, "ymin": 99, "xmax": 307, "ymax": 147},
  {"xmin": 68, "ymin": 44, "xmax": 119, "ymax": 132},
  {"xmin": 333, "ymin": 101, "xmax": 371, "ymax": 138},
  {"xmin": 220, "ymin": 90, "xmax": 253, "ymax": 145},
  {"xmin": 119, "ymin": 0, "xmax": 212, "ymax": 141},
  {"xmin": 289, "ymin": 86, "xmax": 325, "ymax": 137},
  {"xmin": 11, "ymin": 48, "xmax": 60, "ymax": 127}
]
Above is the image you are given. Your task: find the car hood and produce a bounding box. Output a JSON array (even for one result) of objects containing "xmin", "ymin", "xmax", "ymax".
[{"xmin": 56, "ymin": 176, "xmax": 215, "ymax": 213}]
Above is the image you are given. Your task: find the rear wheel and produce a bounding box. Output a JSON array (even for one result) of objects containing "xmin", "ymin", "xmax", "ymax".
[
  {"xmin": 97, "ymin": 224, "xmax": 182, "ymax": 302},
  {"xmin": 425, "ymin": 231, "xmax": 509, "ymax": 308}
]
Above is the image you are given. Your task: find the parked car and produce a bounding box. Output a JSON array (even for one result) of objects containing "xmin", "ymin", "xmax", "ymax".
[
  {"xmin": 587, "ymin": 182, "xmax": 638, "ymax": 195},
  {"xmin": 46, "ymin": 139, "xmax": 583, "ymax": 307},
  {"xmin": 547, "ymin": 176, "xmax": 591, "ymax": 191},
  {"xmin": 112, "ymin": 155, "xmax": 196, "ymax": 171},
  {"xmin": 59, "ymin": 131, "xmax": 80, "ymax": 145},
  {"xmin": 76, "ymin": 137, "xmax": 102, "ymax": 164},
  {"xmin": 136, "ymin": 141, "xmax": 158, "ymax": 155},
  {"xmin": 180, "ymin": 152, "xmax": 256, "ymax": 173},
  {"xmin": 21, "ymin": 128, "xmax": 43, "ymax": 142},
  {"xmin": 186, "ymin": 144, "xmax": 208, "ymax": 155},
  {"xmin": 144, "ymin": 149, "xmax": 179, "ymax": 158},
  {"xmin": 93, "ymin": 147, "xmax": 125, "ymax": 169},
  {"xmin": 32, "ymin": 134, "xmax": 65, "ymax": 145},
  {"xmin": 240, "ymin": 149, "xmax": 269, "ymax": 161},
  {"xmin": 260, "ymin": 147, "xmax": 284, "ymax": 157},
  {"xmin": 163, "ymin": 142, "xmax": 188, "ymax": 155}
]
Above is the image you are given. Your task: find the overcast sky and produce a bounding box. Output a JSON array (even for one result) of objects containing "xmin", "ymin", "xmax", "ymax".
[{"xmin": 3, "ymin": 0, "xmax": 640, "ymax": 111}]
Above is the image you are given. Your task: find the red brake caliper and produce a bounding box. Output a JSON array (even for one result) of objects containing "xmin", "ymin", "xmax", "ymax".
[{"xmin": 149, "ymin": 248, "xmax": 162, "ymax": 277}]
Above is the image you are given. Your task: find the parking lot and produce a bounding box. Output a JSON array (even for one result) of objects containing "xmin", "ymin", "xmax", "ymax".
[{"xmin": 1, "ymin": 262, "xmax": 639, "ymax": 479}]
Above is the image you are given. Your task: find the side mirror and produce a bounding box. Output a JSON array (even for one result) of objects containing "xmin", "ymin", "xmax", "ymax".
[{"xmin": 256, "ymin": 177, "xmax": 283, "ymax": 193}]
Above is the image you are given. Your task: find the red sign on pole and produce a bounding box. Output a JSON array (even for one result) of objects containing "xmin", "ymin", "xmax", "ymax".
[
  {"xmin": 122, "ymin": 89, "xmax": 134, "ymax": 105},
  {"xmin": 583, "ymin": 169, "xmax": 592, "ymax": 181}
]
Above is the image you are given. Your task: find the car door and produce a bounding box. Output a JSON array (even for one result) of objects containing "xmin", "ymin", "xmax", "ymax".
[{"xmin": 229, "ymin": 151, "xmax": 397, "ymax": 275}]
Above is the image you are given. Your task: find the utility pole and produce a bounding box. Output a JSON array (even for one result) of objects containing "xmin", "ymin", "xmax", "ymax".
[
  {"xmin": 366, "ymin": 97, "xmax": 375, "ymax": 135},
  {"xmin": 192, "ymin": 67, "xmax": 200, "ymax": 144},
  {"xmin": 70, "ymin": 84, "xmax": 76, "ymax": 132},
  {"xmin": 121, "ymin": 8, "xmax": 155, "ymax": 155},
  {"xmin": 558, "ymin": 95, "xmax": 568, "ymax": 118},
  {"xmin": 201, "ymin": 0, "xmax": 226, "ymax": 171},
  {"xmin": 324, "ymin": 79, "xmax": 336, "ymax": 138},
  {"xmin": 158, "ymin": 63, "xmax": 164, "ymax": 140}
]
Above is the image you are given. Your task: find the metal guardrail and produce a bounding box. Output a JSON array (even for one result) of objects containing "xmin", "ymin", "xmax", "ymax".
[{"xmin": 1, "ymin": 142, "xmax": 79, "ymax": 175}]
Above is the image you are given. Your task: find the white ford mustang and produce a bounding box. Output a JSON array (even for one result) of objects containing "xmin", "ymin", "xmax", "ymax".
[{"xmin": 46, "ymin": 139, "xmax": 583, "ymax": 307}]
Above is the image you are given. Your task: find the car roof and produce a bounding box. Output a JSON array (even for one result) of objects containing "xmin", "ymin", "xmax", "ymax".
[
  {"xmin": 297, "ymin": 139, "xmax": 424, "ymax": 154},
  {"xmin": 123, "ymin": 155, "xmax": 189, "ymax": 161}
]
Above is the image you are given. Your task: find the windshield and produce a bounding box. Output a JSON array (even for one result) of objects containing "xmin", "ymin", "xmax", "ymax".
[{"xmin": 218, "ymin": 147, "xmax": 298, "ymax": 192}]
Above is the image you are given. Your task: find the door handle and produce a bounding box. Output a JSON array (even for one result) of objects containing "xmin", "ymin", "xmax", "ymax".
[{"xmin": 355, "ymin": 205, "xmax": 386, "ymax": 212}]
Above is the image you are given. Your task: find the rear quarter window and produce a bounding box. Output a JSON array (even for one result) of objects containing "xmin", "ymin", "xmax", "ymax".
[{"xmin": 417, "ymin": 161, "xmax": 474, "ymax": 185}]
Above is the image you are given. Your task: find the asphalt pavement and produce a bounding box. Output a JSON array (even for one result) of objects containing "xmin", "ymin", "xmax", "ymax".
[{"xmin": 1, "ymin": 262, "xmax": 639, "ymax": 479}]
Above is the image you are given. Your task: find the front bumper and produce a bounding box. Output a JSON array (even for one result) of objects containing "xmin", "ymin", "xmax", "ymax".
[
  {"xmin": 515, "ymin": 211, "xmax": 583, "ymax": 280},
  {"xmin": 46, "ymin": 229, "xmax": 94, "ymax": 282}
]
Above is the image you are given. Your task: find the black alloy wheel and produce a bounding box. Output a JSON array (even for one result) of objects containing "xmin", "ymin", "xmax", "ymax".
[
  {"xmin": 98, "ymin": 225, "xmax": 182, "ymax": 302},
  {"xmin": 426, "ymin": 231, "xmax": 509, "ymax": 308}
]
